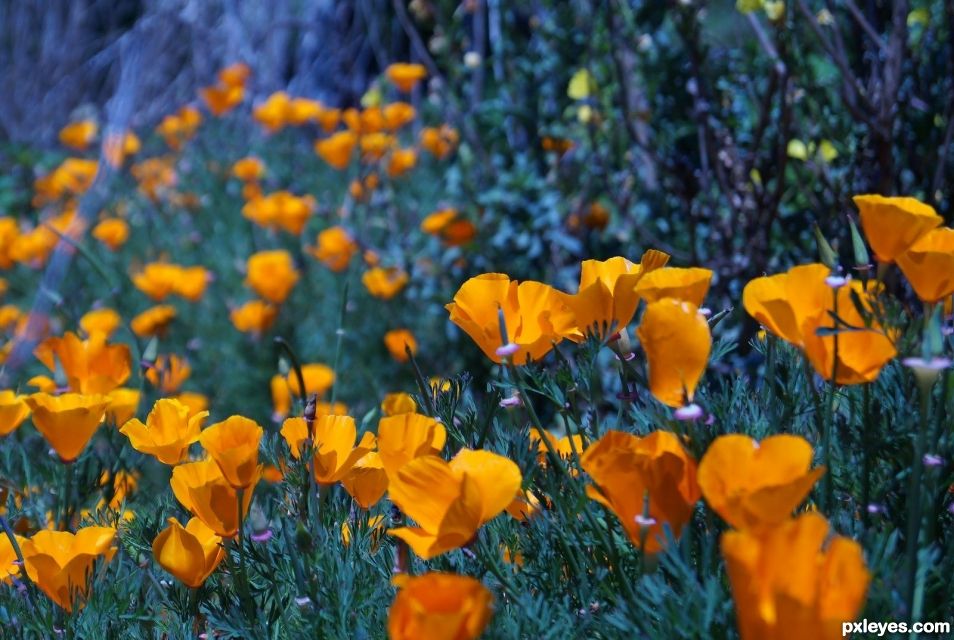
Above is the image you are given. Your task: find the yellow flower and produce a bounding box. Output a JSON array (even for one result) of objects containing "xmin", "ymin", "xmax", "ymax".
[
  {"xmin": 581, "ymin": 430, "xmax": 699, "ymax": 553},
  {"xmin": 311, "ymin": 415, "xmax": 376, "ymax": 484},
  {"xmin": 636, "ymin": 299, "xmax": 711, "ymax": 408},
  {"xmin": 145, "ymin": 354, "xmax": 192, "ymax": 394},
  {"xmin": 130, "ymin": 304, "xmax": 177, "ymax": 337},
  {"xmin": 386, "ymin": 63, "xmax": 428, "ymax": 93},
  {"xmin": 79, "ymin": 308, "xmax": 121, "ymax": 339},
  {"xmin": 698, "ymin": 434, "xmax": 824, "ymax": 530},
  {"xmin": 896, "ymin": 227, "xmax": 954, "ymax": 303},
  {"xmin": 384, "ymin": 329, "xmax": 417, "ymax": 362},
  {"xmin": 0, "ymin": 532, "xmax": 25, "ymax": 583},
  {"xmin": 314, "ymin": 131, "xmax": 357, "ymax": 170},
  {"xmin": 446, "ymin": 273, "xmax": 580, "ymax": 364},
  {"xmin": 152, "ymin": 517, "xmax": 224, "ymax": 588},
  {"xmin": 253, "ymin": 91, "xmax": 292, "ymax": 132},
  {"xmin": 241, "ymin": 191, "xmax": 316, "ymax": 235},
  {"xmin": 381, "ymin": 392, "xmax": 416, "ymax": 416},
  {"xmin": 156, "ymin": 106, "xmax": 202, "ymax": 150},
  {"xmin": 377, "ymin": 412, "xmax": 447, "ymax": 480},
  {"xmin": 388, "ymin": 449, "xmax": 521, "ymax": 559},
  {"xmin": 218, "ymin": 62, "xmax": 251, "ymax": 88},
  {"xmin": 562, "ymin": 251, "xmax": 670, "ymax": 338},
  {"xmin": 132, "ymin": 263, "xmax": 209, "ymax": 302},
  {"xmin": 200, "ymin": 83, "xmax": 244, "ymax": 116},
  {"xmin": 383, "ymin": 102, "xmax": 416, "ymax": 130},
  {"xmin": 120, "ymin": 398, "xmax": 208, "ymax": 465},
  {"xmin": 232, "ymin": 157, "xmax": 265, "ymax": 182},
  {"xmin": 528, "ymin": 427, "xmax": 584, "ymax": 468},
  {"xmin": 58, "ymin": 120, "xmax": 98, "ymax": 150},
  {"xmin": 722, "ymin": 513, "xmax": 869, "ymax": 640},
  {"xmin": 360, "ymin": 132, "xmax": 396, "ymax": 161},
  {"xmin": 105, "ymin": 387, "xmax": 140, "ymax": 426},
  {"xmin": 634, "ymin": 266, "xmax": 713, "ymax": 307},
  {"xmin": 91, "ymin": 218, "xmax": 129, "ymax": 251},
  {"xmin": 270, "ymin": 363, "xmax": 336, "ymax": 419},
  {"xmin": 307, "ymin": 226, "xmax": 359, "ymax": 272},
  {"xmin": 342, "ymin": 452, "xmax": 389, "ymax": 509},
  {"xmin": 230, "ymin": 300, "xmax": 278, "ymax": 334},
  {"xmin": 245, "ymin": 250, "xmax": 300, "ymax": 304},
  {"xmin": 170, "ymin": 459, "xmax": 253, "ymax": 538},
  {"xmin": 363, "ymin": 266, "xmax": 409, "ymax": 300},
  {"xmin": 199, "ymin": 415, "xmax": 264, "ymax": 489},
  {"xmin": 34, "ymin": 331, "xmax": 131, "ymax": 394},
  {"xmin": 387, "ymin": 572, "xmax": 492, "ymax": 640},
  {"xmin": 174, "ymin": 392, "xmax": 209, "ymax": 418},
  {"xmin": 854, "ymin": 194, "xmax": 942, "ymax": 263},
  {"xmin": 0, "ymin": 390, "xmax": 30, "ymax": 436},
  {"xmin": 21, "ymin": 526, "xmax": 116, "ymax": 612},
  {"xmin": 419, "ymin": 125, "xmax": 459, "ymax": 159},
  {"xmin": 25, "ymin": 393, "xmax": 109, "ymax": 462},
  {"xmin": 387, "ymin": 148, "xmax": 418, "ymax": 178},
  {"xmin": 742, "ymin": 263, "xmax": 832, "ymax": 347}
]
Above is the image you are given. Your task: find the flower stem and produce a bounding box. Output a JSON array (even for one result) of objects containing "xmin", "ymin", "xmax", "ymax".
[{"xmin": 903, "ymin": 386, "xmax": 931, "ymax": 616}]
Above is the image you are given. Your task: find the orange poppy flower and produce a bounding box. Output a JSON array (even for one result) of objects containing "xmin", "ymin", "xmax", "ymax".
[
  {"xmin": 314, "ymin": 131, "xmax": 357, "ymax": 170},
  {"xmin": 0, "ymin": 390, "xmax": 30, "ymax": 436},
  {"xmin": 34, "ymin": 331, "xmax": 131, "ymax": 394},
  {"xmin": 230, "ymin": 300, "xmax": 278, "ymax": 334},
  {"xmin": 199, "ymin": 415, "xmax": 264, "ymax": 489},
  {"xmin": 245, "ymin": 250, "xmax": 300, "ymax": 304},
  {"xmin": 58, "ymin": 120, "xmax": 98, "ymax": 151},
  {"xmin": 388, "ymin": 572, "xmax": 492, "ymax": 640},
  {"xmin": 25, "ymin": 393, "xmax": 109, "ymax": 462},
  {"xmin": 381, "ymin": 392, "xmax": 416, "ymax": 416},
  {"xmin": 130, "ymin": 304, "xmax": 177, "ymax": 337},
  {"xmin": 636, "ymin": 299, "xmax": 711, "ymax": 408},
  {"xmin": 581, "ymin": 430, "xmax": 699, "ymax": 553},
  {"xmin": 446, "ymin": 273, "xmax": 580, "ymax": 364},
  {"xmin": 170, "ymin": 459, "xmax": 253, "ymax": 538},
  {"xmin": 120, "ymin": 398, "xmax": 208, "ymax": 465},
  {"xmin": 218, "ymin": 62, "xmax": 251, "ymax": 88},
  {"xmin": 896, "ymin": 227, "xmax": 954, "ymax": 303},
  {"xmin": 698, "ymin": 434, "xmax": 824, "ymax": 530},
  {"xmin": 342, "ymin": 453, "xmax": 389, "ymax": 509},
  {"xmin": 722, "ymin": 512, "xmax": 869, "ymax": 640},
  {"xmin": 363, "ymin": 266, "xmax": 409, "ymax": 300},
  {"xmin": 854, "ymin": 194, "xmax": 942, "ymax": 263},
  {"xmin": 104, "ymin": 387, "xmax": 140, "ymax": 427},
  {"xmin": 387, "ymin": 449, "xmax": 521, "ymax": 559},
  {"xmin": 241, "ymin": 191, "xmax": 316, "ymax": 235},
  {"xmin": 634, "ymin": 266, "xmax": 713, "ymax": 307},
  {"xmin": 419, "ymin": 125, "xmax": 459, "ymax": 159},
  {"xmin": 91, "ymin": 218, "xmax": 129, "ymax": 251},
  {"xmin": 21, "ymin": 526, "xmax": 116, "ymax": 612},
  {"xmin": 200, "ymin": 83, "xmax": 244, "ymax": 116},
  {"xmin": 377, "ymin": 412, "xmax": 446, "ymax": 479},
  {"xmin": 384, "ymin": 329, "xmax": 417, "ymax": 362},
  {"xmin": 307, "ymin": 226, "xmax": 358, "ymax": 272},
  {"xmin": 386, "ymin": 63, "xmax": 428, "ymax": 92},
  {"xmin": 387, "ymin": 148, "xmax": 418, "ymax": 177},
  {"xmin": 231, "ymin": 157, "xmax": 265, "ymax": 182},
  {"xmin": 253, "ymin": 91, "xmax": 292, "ymax": 132},
  {"xmin": 742, "ymin": 263, "xmax": 832, "ymax": 347},
  {"xmin": 152, "ymin": 517, "xmax": 224, "ymax": 588},
  {"xmin": 312, "ymin": 415, "xmax": 376, "ymax": 485},
  {"xmin": 145, "ymin": 354, "xmax": 192, "ymax": 394},
  {"xmin": 270, "ymin": 364, "xmax": 336, "ymax": 419}
]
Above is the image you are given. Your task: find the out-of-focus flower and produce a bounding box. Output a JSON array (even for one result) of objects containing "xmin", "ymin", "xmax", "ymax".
[
  {"xmin": 33, "ymin": 159, "xmax": 98, "ymax": 205},
  {"xmin": 21, "ymin": 527, "xmax": 116, "ymax": 612},
  {"xmin": 199, "ymin": 415, "xmax": 264, "ymax": 489},
  {"xmin": 156, "ymin": 106, "xmax": 202, "ymax": 151},
  {"xmin": 387, "ymin": 148, "xmax": 418, "ymax": 178},
  {"xmin": 387, "ymin": 572, "xmax": 492, "ymax": 640},
  {"xmin": 854, "ymin": 195, "xmax": 942, "ymax": 263},
  {"xmin": 102, "ymin": 131, "xmax": 142, "ymax": 168},
  {"xmin": 59, "ymin": 120, "xmax": 98, "ymax": 150},
  {"xmin": 0, "ymin": 217, "xmax": 19, "ymax": 268},
  {"xmin": 270, "ymin": 364, "xmax": 336, "ymax": 419},
  {"xmin": 0, "ymin": 532, "xmax": 24, "ymax": 583},
  {"xmin": 359, "ymin": 133, "xmax": 396, "ymax": 161},
  {"xmin": 242, "ymin": 191, "xmax": 316, "ymax": 235},
  {"xmin": 420, "ymin": 125, "xmax": 459, "ymax": 159},
  {"xmin": 200, "ymin": 83, "xmax": 244, "ymax": 117},
  {"xmin": 698, "ymin": 434, "xmax": 824, "ymax": 530},
  {"xmin": 120, "ymin": 398, "xmax": 208, "ymax": 465},
  {"xmin": 634, "ymin": 267, "xmax": 713, "ymax": 307},
  {"xmin": 528, "ymin": 427, "xmax": 584, "ymax": 468},
  {"xmin": 307, "ymin": 226, "xmax": 358, "ymax": 272},
  {"xmin": 636, "ymin": 299, "xmax": 711, "ymax": 408},
  {"xmin": 420, "ymin": 208, "xmax": 477, "ymax": 246},
  {"xmin": 386, "ymin": 63, "xmax": 428, "ymax": 92},
  {"xmin": 722, "ymin": 512, "xmax": 869, "ymax": 640},
  {"xmin": 34, "ymin": 332, "xmax": 131, "ymax": 394},
  {"xmin": 230, "ymin": 300, "xmax": 278, "ymax": 334},
  {"xmin": 384, "ymin": 329, "xmax": 417, "ymax": 362},
  {"xmin": 152, "ymin": 517, "xmax": 224, "ymax": 588},
  {"xmin": 896, "ymin": 227, "xmax": 954, "ymax": 303},
  {"xmin": 581, "ymin": 430, "xmax": 699, "ymax": 553},
  {"xmin": 253, "ymin": 91, "xmax": 292, "ymax": 132},
  {"xmin": 0, "ymin": 390, "xmax": 30, "ymax": 436},
  {"xmin": 170, "ymin": 459, "xmax": 253, "ymax": 538},
  {"xmin": 561, "ymin": 251, "xmax": 669, "ymax": 339},
  {"xmin": 132, "ymin": 263, "xmax": 209, "ymax": 302},
  {"xmin": 130, "ymin": 304, "xmax": 177, "ymax": 337},
  {"xmin": 382, "ymin": 102, "xmax": 416, "ymax": 130},
  {"xmin": 446, "ymin": 273, "xmax": 579, "ymax": 363},
  {"xmin": 218, "ymin": 62, "xmax": 251, "ymax": 88},
  {"xmin": 245, "ymin": 250, "xmax": 299, "ymax": 304},
  {"xmin": 91, "ymin": 218, "xmax": 130, "ymax": 251},
  {"xmin": 381, "ymin": 392, "xmax": 416, "ymax": 416},
  {"xmin": 105, "ymin": 387, "xmax": 140, "ymax": 426},
  {"xmin": 388, "ymin": 449, "xmax": 521, "ymax": 559},
  {"xmin": 314, "ymin": 131, "xmax": 357, "ymax": 170},
  {"xmin": 378, "ymin": 412, "xmax": 446, "ymax": 479},
  {"xmin": 363, "ymin": 266, "xmax": 409, "ymax": 300},
  {"xmin": 130, "ymin": 156, "xmax": 177, "ymax": 201},
  {"xmin": 232, "ymin": 157, "xmax": 265, "ymax": 182},
  {"xmin": 145, "ymin": 354, "xmax": 192, "ymax": 394}
]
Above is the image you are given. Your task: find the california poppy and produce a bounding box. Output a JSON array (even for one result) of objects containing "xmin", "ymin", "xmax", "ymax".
[
  {"xmin": 387, "ymin": 572, "xmax": 492, "ymax": 640},
  {"xmin": 152, "ymin": 517, "xmax": 224, "ymax": 588},
  {"xmin": 21, "ymin": 526, "xmax": 116, "ymax": 612},
  {"xmin": 636, "ymin": 299, "xmax": 711, "ymax": 408},
  {"xmin": 199, "ymin": 415, "xmax": 264, "ymax": 489},
  {"xmin": 854, "ymin": 195, "xmax": 941, "ymax": 263},
  {"xmin": 25, "ymin": 393, "xmax": 109, "ymax": 462},
  {"xmin": 120, "ymin": 398, "xmax": 208, "ymax": 465}
]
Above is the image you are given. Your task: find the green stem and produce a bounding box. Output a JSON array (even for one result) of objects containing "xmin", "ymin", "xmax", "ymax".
[
  {"xmin": 903, "ymin": 387, "xmax": 930, "ymax": 617},
  {"xmin": 329, "ymin": 281, "xmax": 350, "ymax": 407},
  {"xmin": 861, "ymin": 383, "xmax": 872, "ymax": 531},
  {"xmin": 60, "ymin": 461, "xmax": 75, "ymax": 531}
]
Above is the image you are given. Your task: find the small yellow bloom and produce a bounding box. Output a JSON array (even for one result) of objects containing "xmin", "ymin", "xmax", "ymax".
[
  {"xmin": 307, "ymin": 226, "xmax": 359, "ymax": 272},
  {"xmin": 636, "ymin": 299, "xmax": 711, "ymax": 408},
  {"xmin": 105, "ymin": 387, "xmax": 140, "ymax": 426},
  {"xmin": 199, "ymin": 415, "xmax": 264, "ymax": 489},
  {"xmin": 314, "ymin": 131, "xmax": 357, "ymax": 169},
  {"xmin": 0, "ymin": 532, "xmax": 25, "ymax": 583},
  {"xmin": 419, "ymin": 125, "xmax": 459, "ymax": 159},
  {"xmin": 120, "ymin": 398, "xmax": 208, "ymax": 465},
  {"xmin": 130, "ymin": 304, "xmax": 177, "ymax": 337},
  {"xmin": 385, "ymin": 63, "xmax": 428, "ymax": 93},
  {"xmin": 230, "ymin": 300, "xmax": 278, "ymax": 334},
  {"xmin": 25, "ymin": 393, "xmax": 109, "ymax": 462},
  {"xmin": 245, "ymin": 250, "xmax": 299, "ymax": 304},
  {"xmin": 152, "ymin": 517, "xmax": 225, "ymax": 588},
  {"xmin": 232, "ymin": 157, "xmax": 265, "ymax": 182},
  {"xmin": 241, "ymin": 191, "xmax": 316, "ymax": 235},
  {"xmin": 91, "ymin": 218, "xmax": 130, "ymax": 251},
  {"xmin": 0, "ymin": 390, "xmax": 30, "ymax": 437},
  {"xmin": 387, "ymin": 572, "xmax": 492, "ymax": 640},
  {"xmin": 200, "ymin": 83, "xmax": 244, "ymax": 116},
  {"xmin": 79, "ymin": 308, "xmax": 122, "ymax": 339},
  {"xmin": 377, "ymin": 412, "xmax": 446, "ymax": 480},
  {"xmin": 145, "ymin": 354, "xmax": 191, "ymax": 394},
  {"xmin": 363, "ymin": 266, "xmax": 409, "ymax": 300},
  {"xmin": 384, "ymin": 329, "xmax": 417, "ymax": 362},
  {"xmin": 34, "ymin": 331, "xmax": 131, "ymax": 394},
  {"xmin": 342, "ymin": 453, "xmax": 389, "ymax": 509},
  {"xmin": 58, "ymin": 120, "xmax": 98, "ymax": 151},
  {"xmin": 311, "ymin": 415, "xmax": 375, "ymax": 485}
]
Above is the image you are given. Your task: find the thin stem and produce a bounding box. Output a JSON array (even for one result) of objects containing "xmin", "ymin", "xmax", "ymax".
[
  {"xmin": 330, "ymin": 281, "xmax": 350, "ymax": 407},
  {"xmin": 861, "ymin": 383, "xmax": 872, "ymax": 530},
  {"xmin": 903, "ymin": 386, "xmax": 930, "ymax": 616},
  {"xmin": 823, "ymin": 290, "xmax": 840, "ymax": 513}
]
